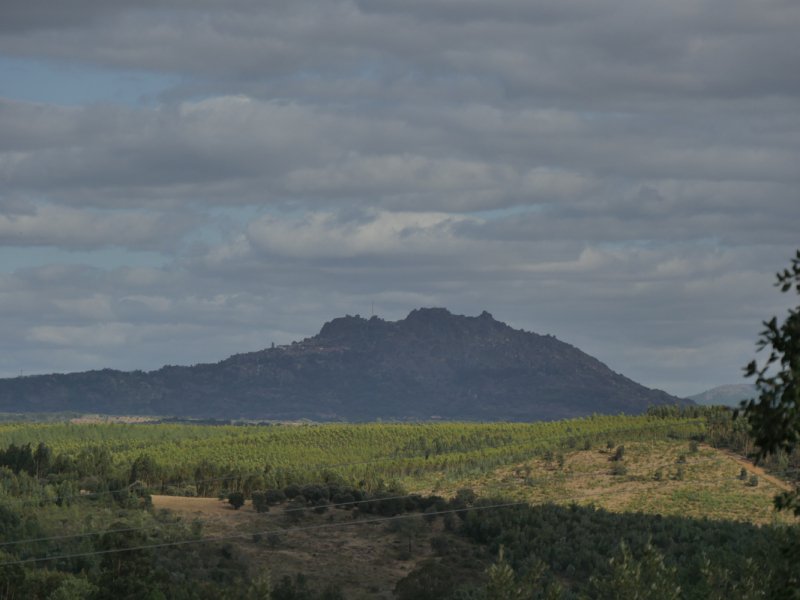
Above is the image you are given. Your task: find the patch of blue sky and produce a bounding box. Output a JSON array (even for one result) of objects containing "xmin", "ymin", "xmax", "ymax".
[
  {"xmin": 0, "ymin": 246, "xmax": 169, "ymax": 274},
  {"xmin": 0, "ymin": 57, "xmax": 182, "ymax": 107}
]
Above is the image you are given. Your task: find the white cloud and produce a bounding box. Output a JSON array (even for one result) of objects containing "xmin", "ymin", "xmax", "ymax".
[{"xmin": 246, "ymin": 210, "xmax": 478, "ymax": 259}]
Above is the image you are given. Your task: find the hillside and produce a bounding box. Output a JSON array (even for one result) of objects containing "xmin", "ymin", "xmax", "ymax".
[
  {"xmin": 687, "ymin": 383, "xmax": 757, "ymax": 407},
  {"xmin": 0, "ymin": 308, "xmax": 691, "ymax": 421}
]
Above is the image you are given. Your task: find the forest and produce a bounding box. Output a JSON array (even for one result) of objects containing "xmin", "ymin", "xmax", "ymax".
[{"xmin": 0, "ymin": 404, "xmax": 797, "ymax": 598}]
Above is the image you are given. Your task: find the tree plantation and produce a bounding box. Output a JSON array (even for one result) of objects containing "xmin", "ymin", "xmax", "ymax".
[{"xmin": 0, "ymin": 406, "xmax": 797, "ymax": 598}]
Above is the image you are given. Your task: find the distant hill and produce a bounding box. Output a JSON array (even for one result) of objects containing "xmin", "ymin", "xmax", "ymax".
[
  {"xmin": 0, "ymin": 308, "xmax": 691, "ymax": 422},
  {"xmin": 687, "ymin": 383, "xmax": 757, "ymax": 407}
]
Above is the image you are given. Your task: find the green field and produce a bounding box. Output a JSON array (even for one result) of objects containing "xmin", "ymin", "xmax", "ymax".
[{"xmin": 0, "ymin": 405, "xmax": 797, "ymax": 599}]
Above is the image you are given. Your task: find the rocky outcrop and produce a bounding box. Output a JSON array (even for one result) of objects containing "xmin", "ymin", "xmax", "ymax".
[{"xmin": 0, "ymin": 308, "xmax": 692, "ymax": 421}]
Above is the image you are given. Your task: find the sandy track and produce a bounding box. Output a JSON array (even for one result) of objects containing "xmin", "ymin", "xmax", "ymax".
[
  {"xmin": 151, "ymin": 495, "xmax": 259, "ymax": 516},
  {"xmin": 714, "ymin": 448, "xmax": 795, "ymax": 492}
]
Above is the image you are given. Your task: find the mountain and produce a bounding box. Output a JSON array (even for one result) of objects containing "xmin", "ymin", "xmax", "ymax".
[
  {"xmin": 0, "ymin": 308, "xmax": 691, "ymax": 422},
  {"xmin": 687, "ymin": 383, "xmax": 757, "ymax": 407}
]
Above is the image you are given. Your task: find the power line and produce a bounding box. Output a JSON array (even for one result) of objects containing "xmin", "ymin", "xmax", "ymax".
[
  {"xmin": 1, "ymin": 467, "xmax": 794, "ymax": 568},
  {"xmin": 0, "ymin": 456, "xmax": 728, "ymax": 549},
  {"xmin": 0, "ymin": 416, "xmax": 722, "ymax": 508}
]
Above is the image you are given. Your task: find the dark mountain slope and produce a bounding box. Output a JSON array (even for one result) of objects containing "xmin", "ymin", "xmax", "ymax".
[{"xmin": 0, "ymin": 308, "xmax": 691, "ymax": 421}]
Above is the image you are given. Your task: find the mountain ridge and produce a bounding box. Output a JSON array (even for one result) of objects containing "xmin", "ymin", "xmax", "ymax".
[
  {"xmin": 0, "ymin": 308, "xmax": 692, "ymax": 421},
  {"xmin": 687, "ymin": 383, "xmax": 757, "ymax": 407}
]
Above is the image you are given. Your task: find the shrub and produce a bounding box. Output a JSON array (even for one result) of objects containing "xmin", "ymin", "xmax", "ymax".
[
  {"xmin": 228, "ymin": 491, "xmax": 245, "ymax": 510},
  {"xmin": 264, "ymin": 488, "xmax": 286, "ymax": 505},
  {"xmin": 455, "ymin": 489, "xmax": 477, "ymax": 506},
  {"xmin": 689, "ymin": 441, "xmax": 699, "ymax": 454},
  {"xmin": 183, "ymin": 485, "xmax": 197, "ymax": 498},
  {"xmin": 283, "ymin": 483, "xmax": 302, "ymax": 499},
  {"xmin": 749, "ymin": 475, "xmax": 759, "ymax": 487},
  {"xmin": 606, "ymin": 441, "xmax": 615, "ymax": 450},
  {"xmin": 675, "ymin": 467, "xmax": 684, "ymax": 481},
  {"xmin": 612, "ymin": 464, "xmax": 628, "ymax": 477},
  {"xmin": 613, "ymin": 446, "xmax": 625, "ymax": 461},
  {"xmin": 423, "ymin": 505, "xmax": 439, "ymax": 524},
  {"xmin": 251, "ymin": 491, "xmax": 269, "ymax": 513},
  {"xmin": 739, "ymin": 468, "xmax": 748, "ymax": 480},
  {"xmin": 677, "ymin": 454, "xmax": 687, "ymax": 464},
  {"xmin": 300, "ymin": 483, "xmax": 329, "ymax": 504},
  {"xmin": 583, "ymin": 440, "xmax": 592, "ymax": 451},
  {"xmin": 332, "ymin": 492, "xmax": 356, "ymax": 509},
  {"xmin": 653, "ymin": 468, "xmax": 663, "ymax": 482}
]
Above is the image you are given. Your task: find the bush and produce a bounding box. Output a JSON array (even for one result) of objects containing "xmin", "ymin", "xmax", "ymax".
[
  {"xmin": 455, "ymin": 489, "xmax": 477, "ymax": 506},
  {"xmin": 264, "ymin": 488, "xmax": 286, "ymax": 505},
  {"xmin": 749, "ymin": 475, "xmax": 759, "ymax": 487},
  {"xmin": 228, "ymin": 491, "xmax": 245, "ymax": 510},
  {"xmin": 300, "ymin": 483, "xmax": 329, "ymax": 504},
  {"xmin": 677, "ymin": 454, "xmax": 687, "ymax": 464},
  {"xmin": 689, "ymin": 441, "xmax": 699, "ymax": 454},
  {"xmin": 395, "ymin": 560, "xmax": 454, "ymax": 600},
  {"xmin": 675, "ymin": 467, "xmax": 684, "ymax": 481},
  {"xmin": 653, "ymin": 468, "xmax": 663, "ymax": 482},
  {"xmin": 251, "ymin": 491, "xmax": 269, "ymax": 513},
  {"xmin": 283, "ymin": 483, "xmax": 302, "ymax": 499},
  {"xmin": 612, "ymin": 464, "xmax": 628, "ymax": 477},
  {"xmin": 613, "ymin": 446, "xmax": 625, "ymax": 462},
  {"xmin": 443, "ymin": 513, "xmax": 456, "ymax": 531},
  {"xmin": 423, "ymin": 505, "xmax": 439, "ymax": 524},
  {"xmin": 183, "ymin": 485, "xmax": 197, "ymax": 498},
  {"xmin": 332, "ymin": 492, "xmax": 356, "ymax": 509}
]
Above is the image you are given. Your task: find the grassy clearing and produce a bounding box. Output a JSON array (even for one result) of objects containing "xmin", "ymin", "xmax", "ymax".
[{"xmin": 398, "ymin": 439, "xmax": 796, "ymax": 525}]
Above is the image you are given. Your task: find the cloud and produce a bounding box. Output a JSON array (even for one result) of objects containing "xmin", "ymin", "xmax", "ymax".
[
  {"xmin": 246, "ymin": 209, "xmax": 477, "ymax": 259},
  {"xmin": 0, "ymin": 0, "xmax": 799, "ymax": 398},
  {"xmin": 0, "ymin": 204, "xmax": 202, "ymax": 251}
]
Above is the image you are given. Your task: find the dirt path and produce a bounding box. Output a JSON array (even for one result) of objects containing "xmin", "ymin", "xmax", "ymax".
[
  {"xmin": 152, "ymin": 495, "xmax": 259, "ymax": 516},
  {"xmin": 714, "ymin": 448, "xmax": 795, "ymax": 492}
]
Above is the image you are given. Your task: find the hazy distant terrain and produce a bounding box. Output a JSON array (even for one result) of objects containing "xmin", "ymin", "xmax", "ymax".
[
  {"xmin": 0, "ymin": 308, "xmax": 691, "ymax": 422},
  {"xmin": 687, "ymin": 384, "xmax": 757, "ymax": 407}
]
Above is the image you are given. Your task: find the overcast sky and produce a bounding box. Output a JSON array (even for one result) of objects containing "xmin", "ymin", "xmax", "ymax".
[{"xmin": 1, "ymin": 0, "xmax": 798, "ymax": 398}]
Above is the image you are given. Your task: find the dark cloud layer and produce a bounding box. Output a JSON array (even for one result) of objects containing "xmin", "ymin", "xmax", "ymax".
[{"xmin": 0, "ymin": 0, "xmax": 798, "ymax": 397}]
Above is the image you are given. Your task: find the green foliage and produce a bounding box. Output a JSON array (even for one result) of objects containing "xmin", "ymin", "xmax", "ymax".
[
  {"xmin": 740, "ymin": 250, "xmax": 800, "ymax": 513},
  {"xmin": 228, "ymin": 491, "xmax": 245, "ymax": 510},
  {"xmin": 583, "ymin": 540, "xmax": 680, "ymax": 600},
  {"xmin": 46, "ymin": 576, "xmax": 98, "ymax": 600},
  {"xmin": 485, "ymin": 546, "xmax": 563, "ymax": 600},
  {"xmin": 460, "ymin": 501, "xmax": 779, "ymax": 597},
  {"xmin": 395, "ymin": 559, "xmax": 455, "ymax": 600}
]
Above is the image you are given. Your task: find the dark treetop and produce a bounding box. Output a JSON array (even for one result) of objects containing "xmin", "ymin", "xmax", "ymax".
[{"xmin": 0, "ymin": 308, "xmax": 690, "ymax": 421}]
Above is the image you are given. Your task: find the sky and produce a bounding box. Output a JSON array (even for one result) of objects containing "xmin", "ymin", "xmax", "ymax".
[{"xmin": 0, "ymin": 0, "xmax": 798, "ymax": 398}]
